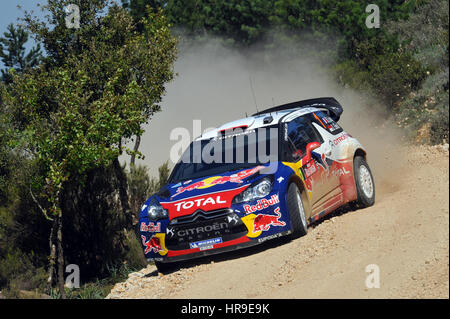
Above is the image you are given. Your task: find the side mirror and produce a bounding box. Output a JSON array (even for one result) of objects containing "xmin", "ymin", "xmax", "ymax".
[{"xmin": 304, "ymin": 142, "xmax": 321, "ymax": 163}]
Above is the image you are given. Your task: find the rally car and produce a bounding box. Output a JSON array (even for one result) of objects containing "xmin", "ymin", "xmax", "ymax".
[{"xmin": 139, "ymin": 97, "xmax": 375, "ymax": 272}]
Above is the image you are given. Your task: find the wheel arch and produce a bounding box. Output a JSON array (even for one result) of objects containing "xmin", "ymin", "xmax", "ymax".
[{"xmin": 354, "ymin": 148, "xmax": 367, "ymax": 162}]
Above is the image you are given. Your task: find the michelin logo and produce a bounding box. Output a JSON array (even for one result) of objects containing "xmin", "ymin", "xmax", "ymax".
[{"xmin": 189, "ymin": 237, "xmax": 222, "ymax": 250}]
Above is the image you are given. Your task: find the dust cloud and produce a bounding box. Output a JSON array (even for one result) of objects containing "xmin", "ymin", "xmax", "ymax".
[{"xmin": 122, "ymin": 36, "xmax": 404, "ymax": 180}]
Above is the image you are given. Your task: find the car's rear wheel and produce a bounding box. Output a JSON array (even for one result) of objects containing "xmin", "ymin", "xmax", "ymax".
[
  {"xmin": 287, "ymin": 183, "xmax": 308, "ymax": 239},
  {"xmin": 353, "ymin": 156, "xmax": 375, "ymax": 208}
]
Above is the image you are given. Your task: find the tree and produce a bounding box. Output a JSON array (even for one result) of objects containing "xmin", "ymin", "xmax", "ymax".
[
  {"xmin": 0, "ymin": 101, "xmax": 13, "ymax": 206},
  {"xmin": 3, "ymin": 0, "xmax": 177, "ymax": 298},
  {"xmin": 158, "ymin": 160, "xmax": 170, "ymax": 189},
  {"xmin": 123, "ymin": 0, "xmax": 414, "ymax": 51},
  {"xmin": 127, "ymin": 164, "xmax": 152, "ymax": 224},
  {"xmin": 127, "ymin": 160, "xmax": 171, "ymax": 225},
  {"xmin": 122, "ymin": 0, "xmax": 165, "ymax": 22},
  {"xmin": 0, "ymin": 24, "xmax": 41, "ymax": 83}
]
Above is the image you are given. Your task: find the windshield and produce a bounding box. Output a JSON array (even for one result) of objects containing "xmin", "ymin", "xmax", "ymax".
[{"xmin": 168, "ymin": 126, "xmax": 279, "ymax": 183}]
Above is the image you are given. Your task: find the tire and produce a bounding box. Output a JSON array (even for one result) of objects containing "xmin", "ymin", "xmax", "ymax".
[
  {"xmin": 286, "ymin": 182, "xmax": 308, "ymax": 239},
  {"xmin": 353, "ymin": 156, "xmax": 375, "ymax": 208}
]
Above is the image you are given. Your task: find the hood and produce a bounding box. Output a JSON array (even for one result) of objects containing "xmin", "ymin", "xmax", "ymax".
[{"xmin": 149, "ymin": 165, "xmax": 267, "ymax": 219}]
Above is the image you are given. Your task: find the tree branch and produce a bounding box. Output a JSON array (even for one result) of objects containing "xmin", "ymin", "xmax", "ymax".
[{"xmin": 30, "ymin": 186, "xmax": 54, "ymax": 221}]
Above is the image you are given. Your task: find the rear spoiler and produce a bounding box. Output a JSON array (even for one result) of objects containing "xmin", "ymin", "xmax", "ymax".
[{"xmin": 252, "ymin": 97, "xmax": 343, "ymax": 122}]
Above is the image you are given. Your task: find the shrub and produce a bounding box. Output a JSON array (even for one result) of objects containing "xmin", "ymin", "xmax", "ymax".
[
  {"xmin": 368, "ymin": 51, "xmax": 427, "ymax": 108},
  {"xmin": 395, "ymin": 69, "xmax": 449, "ymax": 144}
]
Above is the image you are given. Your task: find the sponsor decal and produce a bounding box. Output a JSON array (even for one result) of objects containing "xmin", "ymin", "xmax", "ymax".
[
  {"xmin": 333, "ymin": 133, "xmax": 350, "ymax": 146},
  {"xmin": 302, "ymin": 160, "xmax": 317, "ymax": 178},
  {"xmin": 277, "ymin": 176, "xmax": 284, "ymax": 183},
  {"xmin": 322, "ymin": 116, "xmax": 341, "ymax": 132},
  {"xmin": 171, "ymin": 166, "xmax": 264, "ymax": 198},
  {"xmin": 332, "ymin": 167, "xmax": 351, "ymax": 177},
  {"xmin": 243, "ymin": 195, "xmax": 280, "ymax": 214},
  {"xmin": 173, "ymin": 195, "xmax": 226, "ymax": 212},
  {"xmin": 140, "ymin": 222, "xmax": 161, "ymax": 232},
  {"xmin": 227, "ymin": 215, "xmax": 239, "ymax": 224},
  {"xmin": 189, "ymin": 237, "xmax": 223, "ymax": 250},
  {"xmin": 176, "ymin": 222, "xmax": 229, "ymax": 237},
  {"xmin": 141, "ymin": 204, "xmax": 148, "ymax": 212},
  {"xmin": 257, "ymin": 232, "xmax": 283, "ymax": 243},
  {"xmin": 141, "ymin": 235, "xmax": 162, "ymax": 254},
  {"xmin": 166, "ymin": 227, "xmax": 174, "ymax": 237},
  {"xmin": 161, "ymin": 186, "xmax": 249, "ymax": 218},
  {"xmin": 253, "ymin": 207, "xmax": 286, "ymax": 232}
]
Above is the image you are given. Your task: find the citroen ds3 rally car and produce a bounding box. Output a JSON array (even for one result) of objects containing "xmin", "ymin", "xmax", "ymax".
[{"xmin": 139, "ymin": 97, "xmax": 375, "ymax": 272}]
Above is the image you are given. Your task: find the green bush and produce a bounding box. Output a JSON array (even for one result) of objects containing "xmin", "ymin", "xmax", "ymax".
[
  {"xmin": 123, "ymin": 228, "xmax": 147, "ymax": 270},
  {"xmin": 0, "ymin": 246, "xmax": 48, "ymax": 297},
  {"xmin": 333, "ymin": 60, "xmax": 372, "ymax": 91},
  {"xmin": 0, "ymin": 249, "xmax": 33, "ymax": 287},
  {"xmin": 368, "ymin": 51, "xmax": 427, "ymax": 108}
]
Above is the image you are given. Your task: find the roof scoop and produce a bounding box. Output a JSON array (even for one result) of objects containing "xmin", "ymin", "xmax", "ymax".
[{"xmin": 217, "ymin": 117, "xmax": 255, "ymax": 135}]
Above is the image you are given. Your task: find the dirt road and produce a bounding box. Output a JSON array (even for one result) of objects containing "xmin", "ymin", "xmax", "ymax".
[{"xmin": 107, "ymin": 145, "xmax": 449, "ymax": 299}]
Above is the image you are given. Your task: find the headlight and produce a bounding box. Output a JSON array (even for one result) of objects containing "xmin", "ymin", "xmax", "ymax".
[
  {"xmin": 147, "ymin": 200, "xmax": 168, "ymax": 220},
  {"xmin": 233, "ymin": 177, "xmax": 273, "ymax": 204}
]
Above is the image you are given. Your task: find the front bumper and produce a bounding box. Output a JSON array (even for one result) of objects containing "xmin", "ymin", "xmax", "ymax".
[
  {"xmin": 140, "ymin": 191, "xmax": 291, "ymax": 263},
  {"xmin": 153, "ymin": 230, "xmax": 292, "ymax": 263},
  {"xmin": 165, "ymin": 209, "xmax": 248, "ymax": 251}
]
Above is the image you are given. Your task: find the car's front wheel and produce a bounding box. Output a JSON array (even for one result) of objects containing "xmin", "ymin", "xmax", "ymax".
[
  {"xmin": 287, "ymin": 183, "xmax": 308, "ymax": 239},
  {"xmin": 353, "ymin": 156, "xmax": 375, "ymax": 208}
]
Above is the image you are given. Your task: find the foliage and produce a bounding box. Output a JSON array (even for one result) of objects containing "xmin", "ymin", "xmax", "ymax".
[
  {"xmin": 368, "ymin": 50, "xmax": 427, "ymax": 107},
  {"xmin": 123, "ymin": 0, "xmax": 412, "ymax": 49},
  {"xmin": 0, "ymin": 24, "xmax": 41, "ymax": 83},
  {"xmin": 127, "ymin": 161, "xmax": 171, "ymax": 224},
  {"xmin": 0, "ymin": 110, "xmax": 13, "ymax": 206},
  {"xmin": 59, "ymin": 163, "xmax": 145, "ymax": 279},
  {"xmin": 390, "ymin": 0, "xmax": 449, "ymax": 143},
  {"xmin": 4, "ymin": 3, "xmax": 178, "ymax": 220},
  {"xmin": 1, "ymin": 0, "xmax": 177, "ymax": 296},
  {"xmin": 157, "ymin": 161, "xmax": 170, "ymax": 189},
  {"xmin": 122, "ymin": 0, "xmax": 166, "ymax": 23},
  {"xmin": 128, "ymin": 164, "xmax": 153, "ymax": 221},
  {"xmin": 49, "ymin": 260, "xmax": 140, "ymax": 299},
  {"xmin": 0, "ymin": 244, "xmax": 48, "ymax": 294}
]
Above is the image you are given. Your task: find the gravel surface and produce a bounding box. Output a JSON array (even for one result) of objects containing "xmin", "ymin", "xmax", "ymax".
[{"xmin": 107, "ymin": 145, "xmax": 449, "ymax": 299}]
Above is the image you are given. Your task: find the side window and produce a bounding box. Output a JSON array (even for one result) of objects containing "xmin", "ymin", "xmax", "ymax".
[
  {"xmin": 286, "ymin": 116, "xmax": 322, "ymax": 160},
  {"xmin": 311, "ymin": 111, "xmax": 343, "ymax": 135}
]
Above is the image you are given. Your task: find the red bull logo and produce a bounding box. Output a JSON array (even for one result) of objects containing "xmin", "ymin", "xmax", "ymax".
[
  {"xmin": 253, "ymin": 207, "xmax": 286, "ymax": 232},
  {"xmin": 141, "ymin": 235, "xmax": 162, "ymax": 254},
  {"xmin": 140, "ymin": 222, "xmax": 161, "ymax": 232},
  {"xmin": 243, "ymin": 195, "xmax": 280, "ymax": 214},
  {"xmin": 172, "ymin": 166, "xmax": 264, "ymax": 198}
]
